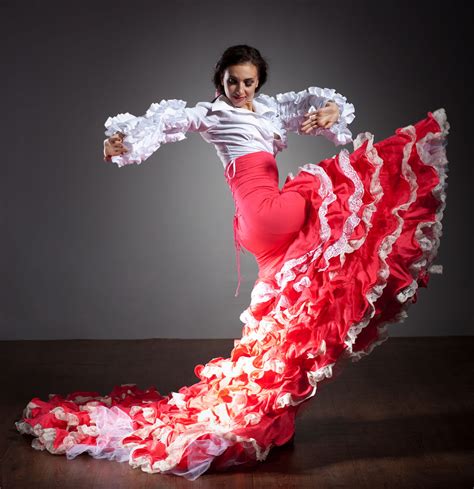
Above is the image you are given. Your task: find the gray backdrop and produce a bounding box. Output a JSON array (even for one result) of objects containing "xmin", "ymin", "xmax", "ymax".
[{"xmin": 2, "ymin": 0, "xmax": 471, "ymax": 339}]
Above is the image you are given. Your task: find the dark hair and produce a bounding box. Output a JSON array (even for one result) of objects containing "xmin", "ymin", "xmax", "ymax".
[{"xmin": 211, "ymin": 45, "xmax": 269, "ymax": 102}]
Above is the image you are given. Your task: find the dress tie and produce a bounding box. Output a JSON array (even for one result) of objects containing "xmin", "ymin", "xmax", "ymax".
[
  {"xmin": 226, "ymin": 158, "xmax": 237, "ymax": 180},
  {"xmin": 233, "ymin": 213, "xmax": 242, "ymax": 297},
  {"xmin": 225, "ymin": 158, "xmax": 242, "ymax": 297}
]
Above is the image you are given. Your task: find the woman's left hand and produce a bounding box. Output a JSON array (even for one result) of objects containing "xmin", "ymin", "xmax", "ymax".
[{"xmin": 300, "ymin": 101, "xmax": 340, "ymax": 133}]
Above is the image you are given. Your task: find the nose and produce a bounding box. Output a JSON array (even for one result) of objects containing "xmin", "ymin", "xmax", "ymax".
[{"xmin": 236, "ymin": 82, "xmax": 246, "ymax": 95}]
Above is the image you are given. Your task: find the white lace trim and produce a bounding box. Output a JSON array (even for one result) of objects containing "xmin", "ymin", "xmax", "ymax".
[
  {"xmin": 273, "ymin": 162, "xmax": 335, "ymax": 293},
  {"xmin": 318, "ymin": 149, "xmax": 364, "ymax": 271},
  {"xmin": 344, "ymin": 109, "xmax": 449, "ymax": 361},
  {"xmin": 18, "ymin": 110, "xmax": 448, "ymax": 480},
  {"xmin": 253, "ymin": 93, "xmax": 289, "ymax": 155},
  {"xmin": 104, "ymin": 99, "xmax": 190, "ymax": 167},
  {"xmin": 271, "ymin": 147, "xmax": 364, "ymax": 296},
  {"xmin": 116, "ymin": 109, "xmax": 449, "ymax": 477},
  {"xmin": 343, "ymin": 123, "xmax": 419, "ymax": 359},
  {"xmin": 244, "ymin": 110, "xmax": 448, "ymax": 364},
  {"xmin": 275, "ymin": 86, "xmax": 355, "ymax": 146},
  {"xmin": 65, "ymin": 405, "xmax": 135, "ymax": 462}
]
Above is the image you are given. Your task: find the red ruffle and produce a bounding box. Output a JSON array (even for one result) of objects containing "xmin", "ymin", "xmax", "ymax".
[{"xmin": 16, "ymin": 110, "xmax": 449, "ymax": 480}]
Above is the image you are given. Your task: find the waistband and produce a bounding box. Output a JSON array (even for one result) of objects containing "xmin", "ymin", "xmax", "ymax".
[{"xmin": 224, "ymin": 151, "xmax": 277, "ymax": 183}]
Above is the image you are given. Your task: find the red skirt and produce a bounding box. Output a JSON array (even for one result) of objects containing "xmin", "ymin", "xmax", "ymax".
[{"xmin": 15, "ymin": 109, "xmax": 449, "ymax": 480}]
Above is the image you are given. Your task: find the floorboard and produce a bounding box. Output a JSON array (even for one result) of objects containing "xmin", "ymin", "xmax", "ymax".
[{"xmin": 1, "ymin": 337, "xmax": 472, "ymax": 488}]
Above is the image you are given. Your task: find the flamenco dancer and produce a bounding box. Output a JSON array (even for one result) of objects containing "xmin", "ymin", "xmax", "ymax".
[{"xmin": 15, "ymin": 45, "xmax": 449, "ymax": 480}]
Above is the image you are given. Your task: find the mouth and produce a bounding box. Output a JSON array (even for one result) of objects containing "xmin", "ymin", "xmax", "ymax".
[{"xmin": 233, "ymin": 95, "xmax": 246, "ymax": 102}]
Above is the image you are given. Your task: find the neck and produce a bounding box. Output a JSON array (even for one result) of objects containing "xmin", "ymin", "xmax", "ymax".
[
  {"xmin": 244, "ymin": 101, "xmax": 254, "ymax": 112},
  {"xmin": 224, "ymin": 95, "xmax": 254, "ymax": 112}
]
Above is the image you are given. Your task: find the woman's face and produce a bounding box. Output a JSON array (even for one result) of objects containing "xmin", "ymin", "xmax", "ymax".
[{"xmin": 221, "ymin": 62, "xmax": 259, "ymax": 109}]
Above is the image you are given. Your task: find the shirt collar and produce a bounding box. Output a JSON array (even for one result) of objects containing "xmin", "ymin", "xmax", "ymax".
[{"xmin": 211, "ymin": 94, "xmax": 274, "ymax": 116}]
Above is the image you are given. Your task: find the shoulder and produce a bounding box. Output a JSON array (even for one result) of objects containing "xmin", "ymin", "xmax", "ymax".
[
  {"xmin": 274, "ymin": 88, "xmax": 314, "ymax": 105},
  {"xmin": 254, "ymin": 92, "xmax": 277, "ymax": 109},
  {"xmin": 257, "ymin": 88, "xmax": 315, "ymax": 106},
  {"xmin": 253, "ymin": 93, "xmax": 280, "ymax": 119},
  {"xmin": 272, "ymin": 87, "xmax": 336, "ymax": 104},
  {"xmin": 185, "ymin": 101, "xmax": 214, "ymax": 117},
  {"xmin": 194, "ymin": 101, "xmax": 213, "ymax": 110}
]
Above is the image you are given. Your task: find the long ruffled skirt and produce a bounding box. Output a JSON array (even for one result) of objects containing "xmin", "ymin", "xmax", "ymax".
[{"xmin": 15, "ymin": 109, "xmax": 449, "ymax": 480}]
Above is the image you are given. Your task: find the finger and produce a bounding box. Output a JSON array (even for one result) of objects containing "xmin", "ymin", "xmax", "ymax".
[
  {"xmin": 301, "ymin": 120, "xmax": 317, "ymax": 132},
  {"xmin": 304, "ymin": 110, "xmax": 321, "ymax": 119},
  {"xmin": 303, "ymin": 114, "xmax": 319, "ymax": 126},
  {"xmin": 300, "ymin": 123, "xmax": 314, "ymax": 133},
  {"xmin": 113, "ymin": 143, "xmax": 128, "ymax": 151},
  {"xmin": 301, "ymin": 123, "xmax": 316, "ymax": 134}
]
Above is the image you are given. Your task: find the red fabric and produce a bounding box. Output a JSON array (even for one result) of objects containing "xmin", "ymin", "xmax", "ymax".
[
  {"xmin": 15, "ymin": 111, "xmax": 448, "ymax": 480},
  {"xmin": 227, "ymin": 151, "xmax": 309, "ymax": 287}
]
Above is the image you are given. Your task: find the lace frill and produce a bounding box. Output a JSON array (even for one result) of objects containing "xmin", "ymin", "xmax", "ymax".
[
  {"xmin": 17, "ymin": 109, "xmax": 449, "ymax": 480},
  {"xmin": 247, "ymin": 109, "xmax": 449, "ymax": 364},
  {"xmin": 104, "ymin": 99, "xmax": 191, "ymax": 167},
  {"xmin": 275, "ymin": 86, "xmax": 356, "ymax": 146}
]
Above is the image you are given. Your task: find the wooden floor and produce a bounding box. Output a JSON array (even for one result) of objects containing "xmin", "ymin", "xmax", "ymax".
[{"xmin": 1, "ymin": 337, "xmax": 472, "ymax": 488}]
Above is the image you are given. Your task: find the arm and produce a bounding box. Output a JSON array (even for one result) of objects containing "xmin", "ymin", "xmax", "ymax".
[
  {"xmin": 276, "ymin": 86, "xmax": 355, "ymax": 146},
  {"xmin": 103, "ymin": 100, "xmax": 214, "ymax": 167}
]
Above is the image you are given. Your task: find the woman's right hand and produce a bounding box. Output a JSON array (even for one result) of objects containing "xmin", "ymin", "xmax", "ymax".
[{"xmin": 103, "ymin": 132, "xmax": 128, "ymax": 161}]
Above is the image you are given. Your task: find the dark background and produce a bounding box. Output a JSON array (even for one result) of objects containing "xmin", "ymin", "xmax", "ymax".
[{"xmin": 1, "ymin": 0, "xmax": 472, "ymax": 339}]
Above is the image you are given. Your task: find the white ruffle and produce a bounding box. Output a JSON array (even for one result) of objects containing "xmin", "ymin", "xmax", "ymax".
[
  {"xmin": 252, "ymin": 93, "xmax": 289, "ymax": 154},
  {"xmin": 273, "ymin": 162, "xmax": 335, "ymax": 293},
  {"xmin": 243, "ymin": 109, "xmax": 449, "ymax": 369},
  {"xmin": 317, "ymin": 149, "xmax": 364, "ymax": 270},
  {"xmin": 275, "ymin": 86, "xmax": 355, "ymax": 146},
  {"xmin": 104, "ymin": 99, "xmax": 191, "ymax": 167},
  {"xmin": 125, "ymin": 109, "xmax": 449, "ymax": 478},
  {"xmin": 65, "ymin": 405, "xmax": 135, "ymax": 462},
  {"xmin": 345, "ymin": 109, "xmax": 449, "ymax": 361},
  {"xmin": 272, "ymin": 145, "xmax": 366, "ymax": 295},
  {"xmin": 103, "ymin": 87, "xmax": 355, "ymax": 168},
  {"xmin": 20, "ymin": 110, "xmax": 447, "ymax": 481},
  {"xmin": 342, "ymin": 123, "xmax": 418, "ymax": 360}
]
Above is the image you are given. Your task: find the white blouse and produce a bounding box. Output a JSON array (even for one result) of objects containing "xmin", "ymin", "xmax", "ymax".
[{"xmin": 103, "ymin": 86, "xmax": 356, "ymax": 169}]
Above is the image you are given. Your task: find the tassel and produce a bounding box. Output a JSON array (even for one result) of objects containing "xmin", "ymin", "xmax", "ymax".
[
  {"xmin": 225, "ymin": 158, "xmax": 240, "ymax": 296},
  {"xmin": 233, "ymin": 213, "xmax": 242, "ymax": 297}
]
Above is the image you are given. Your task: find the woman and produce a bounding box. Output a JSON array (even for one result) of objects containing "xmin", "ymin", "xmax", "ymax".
[{"xmin": 16, "ymin": 45, "xmax": 449, "ymax": 480}]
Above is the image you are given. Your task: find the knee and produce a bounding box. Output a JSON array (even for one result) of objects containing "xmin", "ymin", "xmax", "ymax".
[
  {"xmin": 279, "ymin": 191, "xmax": 308, "ymax": 233},
  {"xmin": 257, "ymin": 191, "xmax": 307, "ymax": 235}
]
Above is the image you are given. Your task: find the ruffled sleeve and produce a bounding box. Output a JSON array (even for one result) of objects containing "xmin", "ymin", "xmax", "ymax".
[
  {"xmin": 103, "ymin": 100, "xmax": 215, "ymax": 167},
  {"xmin": 275, "ymin": 86, "xmax": 355, "ymax": 146}
]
